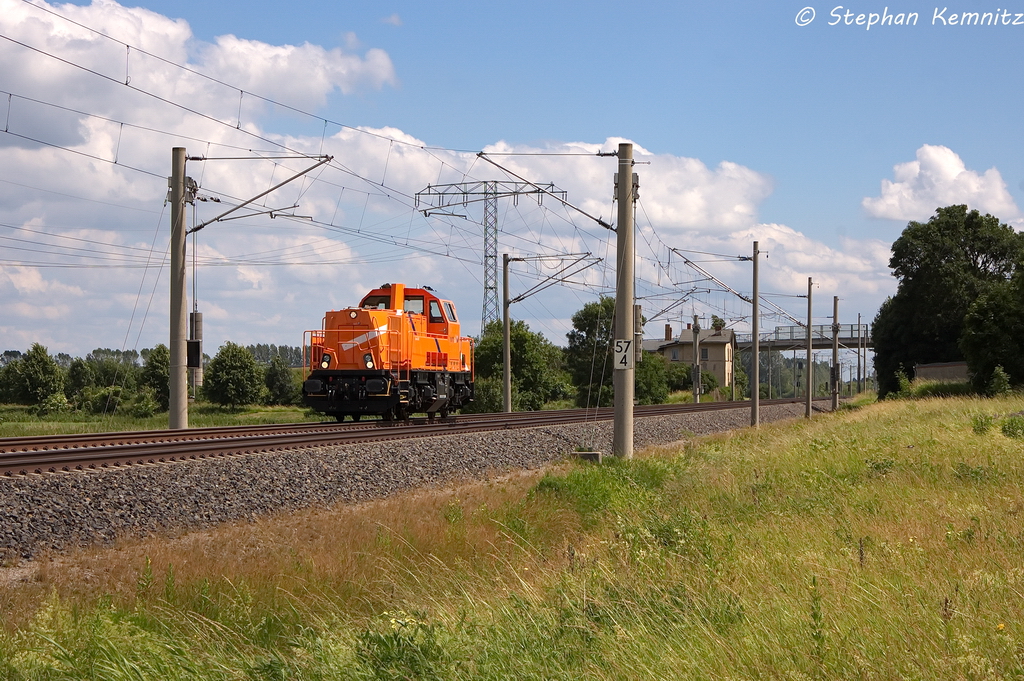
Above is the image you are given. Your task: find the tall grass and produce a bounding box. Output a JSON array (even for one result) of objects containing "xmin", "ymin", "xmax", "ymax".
[
  {"xmin": 0, "ymin": 403, "xmax": 322, "ymax": 438},
  {"xmin": 2, "ymin": 396, "xmax": 1023, "ymax": 678}
]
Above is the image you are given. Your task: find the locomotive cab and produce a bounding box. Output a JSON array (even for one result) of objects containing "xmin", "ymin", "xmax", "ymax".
[{"xmin": 303, "ymin": 283, "xmax": 474, "ymax": 421}]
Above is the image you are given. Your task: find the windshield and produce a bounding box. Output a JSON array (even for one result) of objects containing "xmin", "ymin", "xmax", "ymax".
[
  {"xmin": 444, "ymin": 302, "xmax": 458, "ymax": 322},
  {"xmin": 404, "ymin": 296, "xmax": 424, "ymax": 315},
  {"xmin": 429, "ymin": 300, "xmax": 444, "ymax": 323}
]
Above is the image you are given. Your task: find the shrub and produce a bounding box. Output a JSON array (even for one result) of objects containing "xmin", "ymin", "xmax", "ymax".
[
  {"xmin": 139, "ymin": 344, "xmax": 170, "ymax": 410},
  {"xmin": 1000, "ymin": 414, "xmax": 1024, "ymax": 439},
  {"xmin": 83, "ymin": 385, "xmax": 124, "ymax": 414},
  {"xmin": 264, "ymin": 354, "xmax": 300, "ymax": 406},
  {"xmin": 971, "ymin": 413, "xmax": 994, "ymax": 434},
  {"xmin": 459, "ymin": 376, "xmax": 520, "ymax": 414},
  {"xmin": 34, "ymin": 391, "xmax": 70, "ymax": 416},
  {"xmin": 890, "ymin": 369, "xmax": 912, "ymax": 399},
  {"xmin": 126, "ymin": 388, "xmax": 159, "ymax": 418},
  {"xmin": 355, "ymin": 612, "xmax": 454, "ymax": 680},
  {"xmin": 204, "ymin": 342, "xmax": 266, "ymax": 409},
  {"xmin": 988, "ymin": 365, "xmax": 1012, "ymax": 396}
]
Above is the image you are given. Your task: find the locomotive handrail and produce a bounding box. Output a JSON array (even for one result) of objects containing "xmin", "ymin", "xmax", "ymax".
[{"xmin": 303, "ymin": 329, "xmax": 327, "ymax": 373}]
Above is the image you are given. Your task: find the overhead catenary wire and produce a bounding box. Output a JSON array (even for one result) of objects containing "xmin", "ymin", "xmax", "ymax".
[
  {"xmin": 14, "ymin": 0, "xmax": 482, "ymax": 154},
  {"xmin": 3, "ymin": 0, "xmax": 824, "ymax": 349},
  {"xmin": 1, "ymin": 21, "xmax": 622, "ymax": 291}
]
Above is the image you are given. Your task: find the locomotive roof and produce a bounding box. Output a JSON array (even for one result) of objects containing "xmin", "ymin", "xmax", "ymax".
[{"xmin": 364, "ymin": 283, "xmax": 449, "ymax": 298}]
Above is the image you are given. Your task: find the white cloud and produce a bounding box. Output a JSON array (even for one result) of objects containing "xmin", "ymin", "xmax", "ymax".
[
  {"xmin": 478, "ymin": 137, "xmax": 773, "ymax": 233},
  {"xmin": 1, "ymin": 264, "xmax": 84, "ymax": 297},
  {"xmin": 382, "ymin": 14, "xmax": 402, "ymax": 26},
  {"xmin": 0, "ymin": 0, "xmax": 898, "ymax": 355},
  {"xmin": 863, "ymin": 144, "xmax": 1020, "ymax": 223},
  {"xmin": 196, "ymin": 35, "xmax": 396, "ymax": 106}
]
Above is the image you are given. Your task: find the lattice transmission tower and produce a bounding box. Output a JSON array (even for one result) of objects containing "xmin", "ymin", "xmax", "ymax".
[{"xmin": 415, "ymin": 180, "xmax": 565, "ymax": 330}]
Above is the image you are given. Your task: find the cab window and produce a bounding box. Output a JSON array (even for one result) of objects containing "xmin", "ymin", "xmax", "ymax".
[
  {"xmin": 429, "ymin": 300, "xmax": 445, "ymax": 323},
  {"xmin": 444, "ymin": 302, "xmax": 458, "ymax": 322},
  {"xmin": 404, "ymin": 296, "xmax": 424, "ymax": 315},
  {"xmin": 360, "ymin": 295, "xmax": 389, "ymax": 309}
]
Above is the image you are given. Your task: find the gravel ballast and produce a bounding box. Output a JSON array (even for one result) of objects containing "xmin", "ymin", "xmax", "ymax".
[{"xmin": 0, "ymin": 402, "xmax": 815, "ymax": 558}]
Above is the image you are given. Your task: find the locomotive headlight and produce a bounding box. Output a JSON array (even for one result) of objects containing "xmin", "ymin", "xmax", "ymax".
[
  {"xmin": 320, "ymin": 353, "xmax": 332, "ymax": 369},
  {"xmin": 349, "ymin": 310, "xmax": 358, "ymax": 319},
  {"xmin": 363, "ymin": 353, "xmax": 374, "ymax": 369}
]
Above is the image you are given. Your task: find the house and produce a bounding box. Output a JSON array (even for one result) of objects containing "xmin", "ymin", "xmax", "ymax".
[{"xmin": 642, "ymin": 323, "xmax": 736, "ymax": 389}]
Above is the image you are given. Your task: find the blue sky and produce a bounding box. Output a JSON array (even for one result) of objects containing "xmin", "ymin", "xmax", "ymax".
[{"xmin": 2, "ymin": 0, "xmax": 1022, "ymax": 358}]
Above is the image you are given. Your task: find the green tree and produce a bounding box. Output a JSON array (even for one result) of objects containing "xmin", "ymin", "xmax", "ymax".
[
  {"xmin": 734, "ymin": 360, "xmax": 748, "ymax": 399},
  {"xmin": 460, "ymin": 376, "xmax": 519, "ymax": 414},
  {"xmin": 701, "ymin": 368, "xmax": 720, "ymax": 395},
  {"xmin": 665, "ymin": 361, "xmax": 692, "ymax": 392},
  {"xmin": 474, "ymin": 320, "xmax": 568, "ymax": 410},
  {"xmin": 264, "ymin": 353, "xmax": 300, "ymax": 405},
  {"xmin": 563, "ymin": 298, "xmax": 671, "ymax": 407},
  {"xmin": 139, "ymin": 344, "xmax": 171, "ymax": 411},
  {"xmin": 564, "ymin": 297, "xmax": 616, "ymax": 407},
  {"xmin": 959, "ymin": 272, "xmax": 1024, "ymax": 390},
  {"xmin": 64, "ymin": 357, "xmax": 95, "ymax": 407},
  {"xmin": 635, "ymin": 352, "xmax": 668, "ymax": 405},
  {"xmin": 1, "ymin": 350, "xmax": 23, "ymax": 367},
  {"xmin": 204, "ymin": 342, "xmax": 266, "ymax": 408},
  {"xmin": 0, "ymin": 360, "xmax": 20, "ymax": 403},
  {"xmin": 85, "ymin": 348, "xmax": 140, "ymax": 393},
  {"xmin": 873, "ymin": 205, "xmax": 1024, "ymax": 397},
  {"xmin": 247, "ymin": 344, "xmax": 304, "ymax": 367},
  {"xmin": 12, "ymin": 343, "xmax": 65, "ymax": 405}
]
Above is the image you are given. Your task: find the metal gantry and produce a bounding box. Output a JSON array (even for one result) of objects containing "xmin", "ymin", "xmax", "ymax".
[
  {"xmin": 415, "ymin": 180, "xmax": 566, "ymax": 331},
  {"xmin": 483, "ymin": 182, "xmax": 499, "ymax": 325}
]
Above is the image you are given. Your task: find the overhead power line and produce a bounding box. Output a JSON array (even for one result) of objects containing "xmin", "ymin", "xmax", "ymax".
[{"xmin": 15, "ymin": 0, "xmax": 480, "ymax": 154}]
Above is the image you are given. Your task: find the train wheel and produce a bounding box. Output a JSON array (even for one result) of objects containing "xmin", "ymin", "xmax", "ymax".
[
  {"xmin": 381, "ymin": 409, "xmax": 394, "ymax": 422},
  {"xmin": 351, "ymin": 414, "xmax": 361, "ymax": 422},
  {"xmin": 334, "ymin": 415, "xmax": 345, "ymax": 423}
]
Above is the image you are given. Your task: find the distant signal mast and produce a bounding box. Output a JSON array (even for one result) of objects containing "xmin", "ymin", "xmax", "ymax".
[{"xmin": 415, "ymin": 180, "xmax": 566, "ymax": 330}]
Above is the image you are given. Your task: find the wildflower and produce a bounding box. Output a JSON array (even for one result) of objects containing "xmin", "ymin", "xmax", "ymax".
[{"xmin": 998, "ymin": 623, "xmax": 1005, "ymax": 631}]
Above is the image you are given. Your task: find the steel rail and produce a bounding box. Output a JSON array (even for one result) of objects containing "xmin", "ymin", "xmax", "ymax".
[{"xmin": 0, "ymin": 399, "xmax": 813, "ymax": 477}]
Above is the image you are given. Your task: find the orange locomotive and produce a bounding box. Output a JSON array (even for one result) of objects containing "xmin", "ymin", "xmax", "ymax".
[{"xmin": 302, "ymin": 283, "xmax": 474, "ymax": 421}]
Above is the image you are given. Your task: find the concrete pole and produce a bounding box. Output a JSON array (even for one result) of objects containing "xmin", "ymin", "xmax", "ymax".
[
  {"xmin": 805, "ymin": 277, "xmax": 813, "ymax": 419},
  {"xmin": 751, "ymin": 241, "xmax": 759, "ymax": 427},
  {"xmin": 692, "ymin": 315, "xmax": 701, "ymax": 404},
  {"xmin": 831, "ymin": 296, "xmax": 840, "ymax": 411},
  {"xmin": 169, "ymin": 147, "xmax": 188, "ymax": 429},
  {"xmin": 502, "ymin": 253, "xmax": 512, "ymax": 413},
  {"xmin": 612, "ymin": 142, "xmax": 634, "ymax": 459}
]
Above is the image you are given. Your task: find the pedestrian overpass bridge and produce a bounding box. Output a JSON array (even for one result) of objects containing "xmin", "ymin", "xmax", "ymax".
[{"xmin": 735, "ymin": 324, "xmax": 872, "ymax": 353}]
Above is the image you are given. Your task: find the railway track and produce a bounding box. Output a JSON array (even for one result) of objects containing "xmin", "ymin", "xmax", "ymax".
[{"xmin": 0, "ymin": 398, "xmax": 808, "ymax": 477}]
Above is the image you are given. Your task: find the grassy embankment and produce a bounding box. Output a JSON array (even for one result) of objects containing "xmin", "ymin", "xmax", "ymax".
[
  {"xmin": 2, "ymin": 395, "xmax": 1023, "ymax": 679},
  {"xmin": 0, "ymin": 403, "xmax": 321, "ymax": 438}
]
